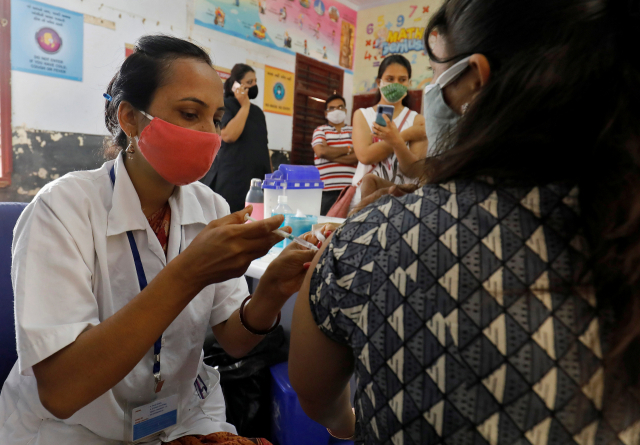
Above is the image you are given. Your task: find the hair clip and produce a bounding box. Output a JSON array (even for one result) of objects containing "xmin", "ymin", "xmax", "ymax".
[{"xmin": 103, "ymin": 93, "xmax": 112, "ymax": 102}]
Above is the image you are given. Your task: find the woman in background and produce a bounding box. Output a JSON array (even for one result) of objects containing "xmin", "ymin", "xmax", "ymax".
[
  {"xmin": 208, "ymin": 64, "xmax": 271, "ymax": 212},
  {"xmin": 289, "ymin": 0, "xmax": 640, "ymax": 443},
  {"xmin": 351, "ymin": 55, "xmax": 427, "ymax": 210}
]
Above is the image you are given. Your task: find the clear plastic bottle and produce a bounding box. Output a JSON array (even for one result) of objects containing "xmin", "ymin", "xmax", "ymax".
[
  {"xmin": 271, "ymin": 195, "xmax": 293, "ymax": 249},
  {"xmin": 245, "ymin": 178, "xmax": 265, "ymax": 220}
]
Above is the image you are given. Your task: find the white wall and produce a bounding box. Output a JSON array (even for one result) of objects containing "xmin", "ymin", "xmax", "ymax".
[
  {"xmin": 12, "ymin": 0, "xmax": 191, "ymax": 136},
  {"xmin": 11, "ymin": 0, "xmax": 355, "ymax": 152}
]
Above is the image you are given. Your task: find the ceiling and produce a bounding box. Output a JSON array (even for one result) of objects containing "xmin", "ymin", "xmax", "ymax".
[{"xmin": 337, "ymin": 0, "xmax": 408, "ymax": 11}]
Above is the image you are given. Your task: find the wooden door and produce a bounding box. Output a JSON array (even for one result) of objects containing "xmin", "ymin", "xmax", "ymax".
[{"xmin": 291, "ymin": 54, "xmax": 344, "ymax": 165}]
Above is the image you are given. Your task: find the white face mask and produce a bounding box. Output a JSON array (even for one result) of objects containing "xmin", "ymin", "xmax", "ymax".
[
  {"xmin": 424, "ymin": 56, "xmax": 472, "ymax": 155},
  {"xmin": 434, "ymin": 56, "xmax": 472, "ymax": 89},
  {"xmin": 327, "ymin": 109, "xmax": 347, "ymax": 124}
]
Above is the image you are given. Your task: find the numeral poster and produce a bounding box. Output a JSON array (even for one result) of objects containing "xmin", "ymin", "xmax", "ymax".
[
  {"xmin": 195, "ymin": 0, "xmax": 357, "ymax": 72},
  {"xmin": 354, "ymin": 0, "xmax": 441, "ymax": 94},
  {"xmin": 11, "ymin": 0, "xmax": 84, "ymax": 81}
]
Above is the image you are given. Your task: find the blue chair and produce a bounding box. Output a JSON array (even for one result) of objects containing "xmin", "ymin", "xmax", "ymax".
[
  {"xmin": 0, "ymin": 202, "xmax": 27, "ymax": 386},
  {"xmin": 270, "ymin": 362, "xmax": 354, "ymax": 445}
]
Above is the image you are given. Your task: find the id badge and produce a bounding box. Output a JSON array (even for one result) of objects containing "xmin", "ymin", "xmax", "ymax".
[{"xmin": 124, "ymin": 382, "xmax": 183, "ymax": 444}]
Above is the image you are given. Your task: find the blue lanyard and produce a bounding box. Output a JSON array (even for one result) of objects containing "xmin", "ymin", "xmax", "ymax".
[{"xmin": 109, "ymin": 165, "xmax": 165, "ymax": 393}]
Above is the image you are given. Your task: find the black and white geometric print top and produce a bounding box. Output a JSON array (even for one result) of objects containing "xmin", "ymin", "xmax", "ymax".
[{"xmin": 309, "ymin": 179, "xmax": 640, "ymax": 445}]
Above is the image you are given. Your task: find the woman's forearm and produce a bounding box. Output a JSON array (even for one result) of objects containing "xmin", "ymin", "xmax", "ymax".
[
  {"xmin": 32, "ymin": 257, "xmax": 202, "ymax": 420},
  {"xmin": 392, "ymin": 131, "xmax": 429, "ymax": 179},
  {"xmin": 400, "ymin": 123, "xmax": 426, "ymax": 143},
  {"xmin": 355, "ymin": 141, "xmax": 394, "ymax": 165},
  {"xmin": 210, "ymin": 285, "xmax": 281, "ymax": 359},
  {"xmin": 221, "ymin": 104, "xmax": 250, "ymax": 143},
  {"xmin": 393, "ymin": 140, "xmax": 422, "ymax": 178},
  {"xmin": 211, "ymin": 238, "xmax": 319, "ymax": 359}
]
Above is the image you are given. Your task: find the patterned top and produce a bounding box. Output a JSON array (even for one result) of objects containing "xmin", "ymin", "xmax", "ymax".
[
  {"xmin": 312, "ymin": 124, "xmax": 357, "ymax": 191},
  {"xmin": 309, "ymin": 180, "xmax": 639, "ymax": 445}
]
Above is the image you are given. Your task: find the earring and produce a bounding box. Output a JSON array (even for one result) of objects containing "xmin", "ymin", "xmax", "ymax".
[
  {"xmin": 126, "ymin": 134, "xmax": 135, "ymax": 159},
  {"xmin": 461, "ymin": 103, "xmax": 470, "ymax": 114}
]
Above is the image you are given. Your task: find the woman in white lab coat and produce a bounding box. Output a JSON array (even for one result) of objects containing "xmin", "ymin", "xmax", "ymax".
[{"xmin": 0, "ymin": 35, "xmax": 318, "ymax": 445}]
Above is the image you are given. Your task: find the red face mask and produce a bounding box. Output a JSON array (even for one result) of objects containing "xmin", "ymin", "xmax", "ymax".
[{"xmin": 136, "ymin": 111, "xmax": 221, "ymax": 186}]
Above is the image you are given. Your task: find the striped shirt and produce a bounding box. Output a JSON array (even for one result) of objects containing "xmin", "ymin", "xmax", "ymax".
[{"xmin": 312, "ymin": 124, "xmax": 357, "ymax": 191}]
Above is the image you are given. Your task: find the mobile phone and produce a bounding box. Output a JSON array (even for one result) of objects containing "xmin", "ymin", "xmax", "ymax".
[
  {"xmin": 232, "ymin": 81, "xmax": 241, "ymax": 93},
  {"xmin": 375, "ymin": 105, "xmax": 394, "ymax": 127}
]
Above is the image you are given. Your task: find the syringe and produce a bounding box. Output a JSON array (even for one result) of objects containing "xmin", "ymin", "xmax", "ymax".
[{"xmin": 244, "ymin": 214, "xmax": 319, "ymax": 251}]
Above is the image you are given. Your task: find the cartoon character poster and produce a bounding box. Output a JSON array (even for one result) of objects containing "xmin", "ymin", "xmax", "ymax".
[
  {"xmin": 354, "ymin": 0, "xmax": 442, "ymax": 94},
  {"xmin": 195, "ymin": 0, "xmax": 357, "ymax": 73},
  {"xmin": 339, "ymin": 20, "xmax": 355, "ymax": 70},
  {"xmin": 11, "ymin": 0, "xmax": 84, "ymax": 81}
]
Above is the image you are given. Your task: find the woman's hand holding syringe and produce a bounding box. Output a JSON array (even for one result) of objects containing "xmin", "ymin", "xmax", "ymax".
[{"xmin": 244, "ymin": 214, "xmax": 319, "ymax": 251}]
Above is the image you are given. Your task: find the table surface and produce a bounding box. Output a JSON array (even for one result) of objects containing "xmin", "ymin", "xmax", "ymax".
[{"xmin": 246, "ymin": 216, "xmax": 344, "ymax": 279}]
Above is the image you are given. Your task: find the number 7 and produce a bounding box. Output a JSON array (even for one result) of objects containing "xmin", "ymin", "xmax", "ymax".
[{"xmin": 409, "ymin": 5, "xmax": 417, "ymax": 17}]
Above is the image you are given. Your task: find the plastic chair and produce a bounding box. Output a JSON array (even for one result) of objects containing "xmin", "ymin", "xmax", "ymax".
[
  {"xmin": 270, "ymin": 362, "xmax": 354, "ymax": 445},
  {"xmin": 0, "ymin": 202, "xmax": 27, "ymax": 386}
]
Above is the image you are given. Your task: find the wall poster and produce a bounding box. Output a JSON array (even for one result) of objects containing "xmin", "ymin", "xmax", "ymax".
[
  {"xmin": 11, "ymin": 0, "xmax": 84, "ymax": 81},
  {"xmin": 214, "ymin": 65, "xmax": 232, "ymax": 81},
  {"xmin": 194, "ymin": 0, "xmax": 357, "ymax": 73},
  {"xmin": 353, "ymin": 0, "xmax": 442, "ymax": 94},
  {"xmin": 263, "ymin": 65, "xmax": 295, "ymax": 116}
]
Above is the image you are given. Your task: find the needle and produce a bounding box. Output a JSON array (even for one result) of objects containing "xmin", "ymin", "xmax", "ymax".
[{"xmin": 244, "ymin": 214, "xmax": 319, "ymax": 251}]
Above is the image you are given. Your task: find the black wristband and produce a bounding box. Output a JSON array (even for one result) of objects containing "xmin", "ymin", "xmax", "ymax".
[{"xmin": 239, "ymin": 295, "xmax": 281, "ymax": 336}]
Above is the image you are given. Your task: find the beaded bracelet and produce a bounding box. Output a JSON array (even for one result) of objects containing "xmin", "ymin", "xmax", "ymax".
[{"xmin": 239, "ymin": 295, "xmax": 281, "ymax": 336}]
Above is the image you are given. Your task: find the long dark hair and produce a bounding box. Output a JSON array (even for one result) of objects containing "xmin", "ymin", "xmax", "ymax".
[
  {"xmin": 103, "ymin": 35, "xmax": 212, "ymax": 158},
  {"xmin": 375, "ymin": 54, "xmax": 412, "ymax": 108},
  {"xmin": 223, "ymin": 63, "xmax": 255, "ymax": 98},
  {"xmin": 424, "ymin": 0, "xmax": 640, "ymax": 380}
]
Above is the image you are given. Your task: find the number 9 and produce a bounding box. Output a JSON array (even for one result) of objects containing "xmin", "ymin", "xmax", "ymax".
[
  {"xmin": 367, "ymin": 23, "xmax": 374, "ymax": 34},
  {"xmin": 397, "ymin": 15, "xmax": 405, "ymax": 28}
]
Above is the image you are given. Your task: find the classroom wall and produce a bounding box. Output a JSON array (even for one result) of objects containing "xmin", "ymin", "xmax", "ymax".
[
  {"xmin": 3, "ymin": 0, "xmax": 354, "ymax": 202},
  {"xmin": 353, "ymin": 0, "xmax": 441, "ymax": 94},
  {"xmin": 188, "ymin": 23, "xmax": 355, "ymax": 155}
]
